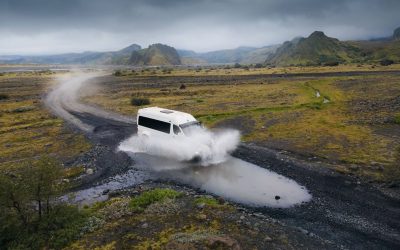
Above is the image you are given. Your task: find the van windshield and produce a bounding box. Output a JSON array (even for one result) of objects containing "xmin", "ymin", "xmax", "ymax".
[{"xmin": 179, "ymin": 121, "xmax": 201, "ymax": 134}]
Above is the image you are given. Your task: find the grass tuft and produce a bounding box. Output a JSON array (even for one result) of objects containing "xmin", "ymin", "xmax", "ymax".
[
  {"xmin": 194, "ymin": 197, "xmax": 219, "ymax": 207},
  {"xmin": 129, "ymin": 188, "xmax": 182, "ymax": 212},
  {"xmin": 131, "ymin": 97, "xmax": 150, "ymax": 106}
]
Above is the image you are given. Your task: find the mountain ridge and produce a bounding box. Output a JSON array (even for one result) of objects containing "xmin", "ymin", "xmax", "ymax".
[{"xmin": 1, "ymin": 27, "xmax": 399, "ymax": 66}]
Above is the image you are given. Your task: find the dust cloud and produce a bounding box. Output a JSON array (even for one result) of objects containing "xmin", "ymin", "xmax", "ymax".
[{"xmin": 45, "ymin": 71, "xmax": 135, "ymax": 131}]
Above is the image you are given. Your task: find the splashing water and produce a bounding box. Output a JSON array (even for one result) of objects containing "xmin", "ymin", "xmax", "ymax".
[
  {"xmin": 119, "ymin": 127, "xmax": 241, "ymax": 166},
  {"xmin": 119, "ymin": 131, "xmax": 312, "ymax": 208}
]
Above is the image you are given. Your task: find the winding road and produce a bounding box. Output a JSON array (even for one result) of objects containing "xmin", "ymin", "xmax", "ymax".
[{"xmin": 47, "ymin": 72, "xmax": 400, "ymax": 250}]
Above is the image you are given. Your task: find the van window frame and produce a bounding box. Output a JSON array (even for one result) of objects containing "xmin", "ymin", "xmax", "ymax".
[
  {"xmin": 138, "ymin": 116, "xmax": 171, "ymax": 134},
  {"xmin": 173, "ymin": 124, "xmax": 182, "ymax": 135}
]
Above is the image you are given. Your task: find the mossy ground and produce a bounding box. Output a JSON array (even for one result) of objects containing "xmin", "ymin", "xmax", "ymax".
[
  {"xmin": 67, "ymin": 186, "xmax": 327, "ymax": 249},
  {"xmin": 0, "ymin": 72, "xmax": 91, "ymax": 174}
]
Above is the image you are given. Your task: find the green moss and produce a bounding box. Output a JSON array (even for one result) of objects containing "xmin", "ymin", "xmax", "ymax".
[
  {"xmin": 394, "ymin": 114, "xmax": 400, "ymax": 124},
  {"xmin": 194, "ymin": 197, "xmax": 219, "ymax": 207},
  {"xmin": 64, "ymin": 165, "xmax": 85, "ymax": 179},
  {"xmin": 129, "ymin": 188, "xmax": 182, "ymax": 212}
]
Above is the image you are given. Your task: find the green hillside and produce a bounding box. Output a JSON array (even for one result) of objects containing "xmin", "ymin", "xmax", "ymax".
[
  {"xmin": 129, "ymin": 44, "xmax": 181, "ymax": 66},
  {"xmin": 265, "ymin": 31, "xmax": 362, "ymax": 66},
  {"xmin": 347, "ymin": 40, "xmax": 400, "ymax": 63}
]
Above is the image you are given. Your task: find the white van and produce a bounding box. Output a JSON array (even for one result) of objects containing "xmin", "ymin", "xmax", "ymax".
[{"xmin": 137, "ymin": 107, "xmax": 201, "ymax": 138}]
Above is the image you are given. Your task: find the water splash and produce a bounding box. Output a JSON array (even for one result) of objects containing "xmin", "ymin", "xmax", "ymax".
[
  {"xmin": 119, "ymin": 127, "xmax": 240, "ymax": 166},
  {"xmin": 119, "ymin": 151, "xmax": 312, "ymax": 208}
]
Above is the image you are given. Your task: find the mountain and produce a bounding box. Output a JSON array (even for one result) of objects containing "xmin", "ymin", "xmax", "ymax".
[
  {"xmin": 348, "ymin": 39, "xmax": 400, "ymax": 63},
  {"xmin": 265, "ymin": 31, "xmax": 362, "ymax": 66},
  {"xmin": 0, "ymin": 44, "xmax": 142, "ymax": 65},
  {"xmin": 179, "ymin": 46, "xmax": 278, "ymax": 64},
  {"xmin": 129, "ymin": 44, "xmax": 181, "ymax": 66},
  {"xmin": 394, "ymin": 27, "xmax": 400, "ymax": 40},
  {"xmin": 196, "ymin": 46, "xmax": 258, "ymax": 64},
  {"xmin": 177, "ymin": 49, "xmax": 198, "ymax": 57},
  {"xmin": 266, "ymin": 27, "xmax": 400, "ymax": 66},
  {"xmin": 1, "ymin": 27, "xmax": 399, "ymax": 66},
  {"xmin": 0, "ymin": 43, "xmax": 181, "ymax": 66}
]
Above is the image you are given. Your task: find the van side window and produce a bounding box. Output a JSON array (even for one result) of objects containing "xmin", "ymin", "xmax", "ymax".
[
  {"xmin": 138, "ymin": 116, "xmax": 171, "ymax": 134},
  {"xmin": 173, "ymin": 125, "xmax": 181, "ymax": 135}
]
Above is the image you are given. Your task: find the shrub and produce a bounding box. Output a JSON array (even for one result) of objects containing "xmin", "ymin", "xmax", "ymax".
[
  {"xmin": 129, "ymin": 188, "xmax": 182, "ymax": 212},
  {"xmin": 162, "ymin": 68, "xmax": 172, "ymax": 74},
  {"xmin": 10, "ymin": 106, "xmax": 35, "ymax": 113},
  {"xmin": 380, "ymin": 59, "xmax": 394, "ymax": 66},
  {"xmin": 0, "ymin": 93, "xmax": 9, "ymax": 100},
  {"xmin": 0, "ymin": 156, "xmax": 88, "ymax": 249},
  {"xmin": 324, "ymin": 61, "xmax": 339, "ymax": 66},
  {"xmin": 130, "ymin": 97, "xmax": 150, "ymax": 106},
  {"xmin": 254, "ymin": 63, "xmax": 264, "ymax": 68},
  {"xmin": 233, "ymin": 63, "xmax": 241, "ymax": 68},
  {"xmin": 179, "ymin": 84, "xmax": 186, "ymax": 90},
  {"xmin": 114, "ymin": 70, "xmax": 122, "ymax": 76}
]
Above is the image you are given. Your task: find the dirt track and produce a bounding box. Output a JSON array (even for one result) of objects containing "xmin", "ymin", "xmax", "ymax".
[{"xmin": 48, "ymin": 72, "xmax": 400, "ymax": 249}]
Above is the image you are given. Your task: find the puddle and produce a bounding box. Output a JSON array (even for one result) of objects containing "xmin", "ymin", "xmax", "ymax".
[
  {"xmin": 67, "ymin": 151, "xmax": 311, "ymax": 208},
  {"xmin": 126, "ymin": 152, "xmax": 312, "ymax": 208},
  {"xmin": 64, "ymin": 168, "xmax": 152, "ymax": 205}
]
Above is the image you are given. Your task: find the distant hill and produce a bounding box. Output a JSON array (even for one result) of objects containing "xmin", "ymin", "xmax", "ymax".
[
  {"xmin": 265, "ymin": 31, "xmax": 362, "ymax": 66},
  {"xmin": 179, "ymin": 46, "xmax": 278, "ymax": 64},
  {"xmin": 0, "ymin": 44, "xmax": 142, "ymax": 65},
  {"xmin": 348, "ymin": 40, "xmax": 400, "ymax": 63},
  {"xmin": 393, "ymin": 27, "xmax": 400, "ymax": 40},
  {"xmin": 130, "ymin": 44, "xmax": 181, "ymax": 66}
]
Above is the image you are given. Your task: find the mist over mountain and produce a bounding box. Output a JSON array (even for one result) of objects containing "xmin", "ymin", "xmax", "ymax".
[
  {"xmin": 1, "ymin": 27, "xmax": 399, "ymax": 66},
  {"xmin": 178, "ymin": 46, "xmax": 279, "ymax": 64}
]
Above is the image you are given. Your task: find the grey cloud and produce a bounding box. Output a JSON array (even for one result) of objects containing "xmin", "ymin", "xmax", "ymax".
[{"xmin": 0, "ymin": 0, "xmax": 399, "ymax": 54}]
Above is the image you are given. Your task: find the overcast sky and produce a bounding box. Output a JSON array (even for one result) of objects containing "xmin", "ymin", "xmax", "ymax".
[{"xmin": 0, "ymin": 0, "xmax": 399, "ymax": 55}]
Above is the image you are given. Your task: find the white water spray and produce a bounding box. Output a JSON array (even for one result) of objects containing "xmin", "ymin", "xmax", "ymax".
[
  {"xmin": 119, "ymin": 127, "xmax": 312, "ymax": 208},
  {"xmin": 119, "ymin": 127, "xmax": 240, "ymax": 166}
]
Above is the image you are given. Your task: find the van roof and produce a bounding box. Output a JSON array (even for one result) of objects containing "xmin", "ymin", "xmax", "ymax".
[{"xmin": 138, "ymin": 107, "xmax": 197, "ymax": 125}]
